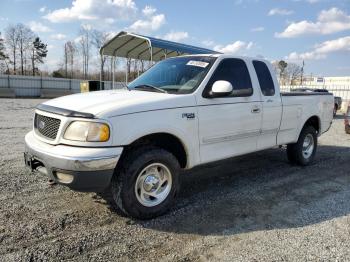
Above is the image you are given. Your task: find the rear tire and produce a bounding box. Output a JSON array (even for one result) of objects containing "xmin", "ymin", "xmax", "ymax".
[
  {"xmin": 287, "ymin": 126, "xmax": 317, "ymax": 166},
  {"xmin": 346, "ymin": 124, "xmax": 350, "ymax": 134},
  {"xmin": 111, "ymin": 146, "xmax": 180, "ymax": 220}
]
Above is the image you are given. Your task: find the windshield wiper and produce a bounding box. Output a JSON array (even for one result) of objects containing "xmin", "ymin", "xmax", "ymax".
[{"xmin": 132, "ymin": 84, "xmax": 168, "ymax": 93}]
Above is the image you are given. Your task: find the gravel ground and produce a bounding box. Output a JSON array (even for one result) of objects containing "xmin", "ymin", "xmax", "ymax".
[{"xmin": 0, "ymin": 98, "xmax": 350, "ymax": 262}]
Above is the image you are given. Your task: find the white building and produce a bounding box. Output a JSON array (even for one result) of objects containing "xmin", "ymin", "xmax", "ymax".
[{"xmin": 303, "ymin": 76, "xmax": 350, "ymax": 86}]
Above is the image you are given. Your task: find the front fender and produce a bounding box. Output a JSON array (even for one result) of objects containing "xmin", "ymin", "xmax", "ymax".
[{"xmin": 109, "ymin": 108, "xmax": 200, "ymax": 168}]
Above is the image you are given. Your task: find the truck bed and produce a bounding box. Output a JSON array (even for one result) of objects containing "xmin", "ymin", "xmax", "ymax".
[{"xmin": 277, "ymin": 92, "xmax": 334, "ymax": 146}]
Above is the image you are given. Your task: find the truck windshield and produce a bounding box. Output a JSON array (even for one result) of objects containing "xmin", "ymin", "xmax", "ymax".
[{"xmin": 128, "ymin": 56, "xmax": 216, "ymax": 94}]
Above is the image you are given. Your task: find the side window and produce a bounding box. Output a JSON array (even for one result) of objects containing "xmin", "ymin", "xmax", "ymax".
[
  {"xmin": 205, "ymin": 58, "xmax": 253, "ymax": 97},
  {"xmin": 253, "ymin": 60, "xmax": 275, "ymax": 96}
]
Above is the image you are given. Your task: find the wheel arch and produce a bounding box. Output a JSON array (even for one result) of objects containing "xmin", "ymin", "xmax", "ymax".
[
  {"xmin": 300, "ymin": 115, "xmax": 321, "ymax": 136},
  {"xmin": 120, "ymin": 132, "xmax": 189, "ymax": 169}
]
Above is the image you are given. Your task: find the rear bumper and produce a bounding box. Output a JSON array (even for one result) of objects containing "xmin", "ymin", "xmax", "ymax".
[{"xmin": 24, "ymin": 131, "xmax": 123, "ymax": 192}]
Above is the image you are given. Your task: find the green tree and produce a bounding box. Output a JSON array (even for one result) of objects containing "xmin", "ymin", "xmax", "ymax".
[
  {"xmin": 278, "ymin": 60, "xmax": 288, "ymax": 85},
  {"xmin": 52, "ymin": 69, "xmax": 64, "ymax": 78},
  {"xmin": 31, "ymin": 37, "xmax": 48, "ymax": 76}
]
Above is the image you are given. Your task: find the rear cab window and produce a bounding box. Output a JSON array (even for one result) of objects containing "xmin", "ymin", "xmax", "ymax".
[{"xmin": 253, "ymin": 60, "xmax": 275, "ymax": 96}]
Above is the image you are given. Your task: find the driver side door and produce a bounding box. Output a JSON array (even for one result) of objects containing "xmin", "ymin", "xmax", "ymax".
[{"xmin": 196, "ymin": 58, "xmax": 262, "ymax": 164}]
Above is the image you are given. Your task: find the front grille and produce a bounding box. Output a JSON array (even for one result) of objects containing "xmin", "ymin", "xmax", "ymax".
[{"xmin": 34, "ymin": 114, "xmax": 61, "ymax": 140}]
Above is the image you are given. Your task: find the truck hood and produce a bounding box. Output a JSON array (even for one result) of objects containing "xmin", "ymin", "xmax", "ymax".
[{"xmin": 42, "ymin": 90, "xmax": 196, "ymax": 118}]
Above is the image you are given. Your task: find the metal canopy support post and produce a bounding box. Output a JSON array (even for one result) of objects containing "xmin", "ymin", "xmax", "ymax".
[
  {"xmin": 112, "ymin": 56, "xmax": 115, "ymax": 89},
  {"xmin": 112, "ymin": 48, "xmax": 119, "ymax": 90},
  {"xmin": 99, "ymin": 55, "xmax": 102, "ymax": 83},
  {"xmin": 99, "ymin": 50, "xmax": 104, "ymax": 89},
  {"xmin": 125, "ymin": 58, "xmax": 128, "ymax": 85}
]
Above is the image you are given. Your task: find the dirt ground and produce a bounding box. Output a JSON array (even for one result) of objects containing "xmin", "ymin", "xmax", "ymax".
[{"xmin": 0, "ymin": 98, "xmax": 350, "ymax": 261}]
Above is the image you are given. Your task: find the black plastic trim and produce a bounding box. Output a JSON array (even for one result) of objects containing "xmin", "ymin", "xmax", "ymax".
[
  {"xmin": 281, "ymin": 92, "xmax": 333, "ymax": 96},
  {"xmin": 36, "ymin": 104, "xmax": 95, "ymax": 119},
  {"xmin": 52, "ymin": 168, "xmax": 114, "ymax": 192}
]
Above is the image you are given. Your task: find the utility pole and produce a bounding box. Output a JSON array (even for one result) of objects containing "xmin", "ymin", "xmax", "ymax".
[
  {"xmin": 300, "ymin": 60, "xmax": 305, "ymax": 86},
  {"xmin": 309, "ymin": 72, "xmax": 313, "ymax": 86}
]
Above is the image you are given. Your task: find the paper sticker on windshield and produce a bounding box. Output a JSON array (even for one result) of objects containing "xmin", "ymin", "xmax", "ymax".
[{"xmin": 186, "ymin": 60, "xmax": 209, "ymax": 68}]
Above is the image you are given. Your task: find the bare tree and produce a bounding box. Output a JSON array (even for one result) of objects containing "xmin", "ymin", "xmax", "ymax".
[
  {"xmin": 5, "ymin": 24, "xmax": 20, "ymax": 74},
  {"xmin": 91, "ymin": 30, "xmax": 108, "ymax": 81},
  {"xmin": 139, "ymin": 60, "xmax": 145, "ymax": 74},
  {"xmin": 133, "ymin": 59, "xmax": 139, "ymax": 79},
  {"xmin": 0, "ymin": 32, "xmax": 9, "ymax": 73},
  {"xmin": 0, "ymin": 32, "xmax": 5, "ymax": 59},
  {"xmin": 79, "ymin": 25, "xmax": 92, "ymax": 79},
  {"xmin": 63, "ymin": 43, "xmax": 69, "ymax": 77},
  {"xmin": 286, "ymin": 63, "xmax": 302, "ymax": 85},
  {"xmin": 17, "ymin": 23, "xmax": 35, "ymax": 75},
  {"xmin": 65, "ymin": 41, "xmax": 76, "ymax": 78},
  {"xmin": 271, "ymin": 60, "xmax": 279, "ymax": 75}
]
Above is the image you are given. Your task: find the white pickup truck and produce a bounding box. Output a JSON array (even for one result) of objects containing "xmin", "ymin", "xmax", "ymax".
[{"xmin": 24, "ymin": 54, "xmax": 334, "ymax": 219}]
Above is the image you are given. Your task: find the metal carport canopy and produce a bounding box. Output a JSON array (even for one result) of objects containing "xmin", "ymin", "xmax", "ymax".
[{"xmin": 100, "ymin": 31, "xmax": 220, "ymax": 62}]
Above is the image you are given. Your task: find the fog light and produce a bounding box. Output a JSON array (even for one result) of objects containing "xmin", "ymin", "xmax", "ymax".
[{"xmin": 56, "ymin": 172, "xmax": 74, "ymax": 184}]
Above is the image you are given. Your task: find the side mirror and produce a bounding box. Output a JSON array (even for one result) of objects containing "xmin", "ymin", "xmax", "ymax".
[{"xmin": 209, "ymin": 80, "xmax": 233, "ymax": 98}]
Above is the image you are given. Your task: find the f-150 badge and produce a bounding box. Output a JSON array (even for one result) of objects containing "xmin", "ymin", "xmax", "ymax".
[{"xmin": 182, "ymin": 113, "xmax": 195, "ymax": 119}]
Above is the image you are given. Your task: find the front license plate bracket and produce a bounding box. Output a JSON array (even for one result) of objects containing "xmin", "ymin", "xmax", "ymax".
[{"xmin": 24, "ymin": 153, "xmax": 42, "ymax": 171}]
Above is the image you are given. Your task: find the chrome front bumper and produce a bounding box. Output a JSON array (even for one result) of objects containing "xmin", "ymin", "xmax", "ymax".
[{"xmin": 24, "ymin": 131, "xmax": 123, "ymax": 191}]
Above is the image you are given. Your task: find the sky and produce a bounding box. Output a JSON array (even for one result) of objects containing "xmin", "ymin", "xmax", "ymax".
[{"xmin": 0, "ymin": 0, "xmax": 349, "ymax": 76}]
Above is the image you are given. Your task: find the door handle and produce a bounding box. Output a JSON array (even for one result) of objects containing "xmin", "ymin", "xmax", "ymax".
[
  {"xmin": 251, "ymin": 107, "xmax": 261, "ymax": 113},
  {"xmin": 266, "ymin": 99, "xmax": 273, "ymax": 103}
]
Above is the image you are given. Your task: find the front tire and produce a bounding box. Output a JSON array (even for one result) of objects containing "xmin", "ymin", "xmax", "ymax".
[
  {"xmin": 111, "ymin": 146, "xmax": 180, "ymax": 220},
  {"xmin": 287, "ymin": 126, "xmax": 317, "ymax": 166}
]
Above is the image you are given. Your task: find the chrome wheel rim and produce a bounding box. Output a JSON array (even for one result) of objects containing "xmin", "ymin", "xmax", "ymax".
[
  {"xmin": 134, "ymin": 163, "xmax": 172, "ymax": 207},
  {"xmin": 302, "ymin": 134, "xmax": 314, "ymax": 159}
]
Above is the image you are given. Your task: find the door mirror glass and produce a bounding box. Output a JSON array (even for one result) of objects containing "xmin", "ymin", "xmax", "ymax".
[{"xmin": 210, "ymin": 80, "xmax": 233, "ymax": 98}]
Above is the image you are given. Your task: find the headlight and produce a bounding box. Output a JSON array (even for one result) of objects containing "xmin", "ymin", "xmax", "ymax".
[{"xmin": 64, "ymin": 121, "xmax": 110, "ymax": 142}]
